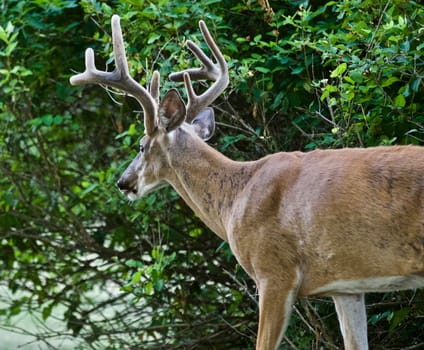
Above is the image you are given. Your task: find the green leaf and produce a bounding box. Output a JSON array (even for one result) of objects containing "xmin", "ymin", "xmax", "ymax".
[
  {"xmin": 147, "ymin": 33, "xmax": 161, "ymax": 44},
  {"xmin": 255, "ymin": 66, "xmax": 271, "ymax": 73},
  {"xmin": 80, "ymin": 183, "xmax": 98, "ymax": 198},
  {"xmin": 42, "ymin": 303, "xmax": 54, "ymax": 321},
  {"xmin": 219, "ymin": 134, "xmax": 247, "ymax": 151},
  {"xmin": 189, "ymin": 228, "xmax": 203, "ymax": 237},
  {"xmin": 343, "ymin": 76, "xmax": 355, "ymax": 85},
  {"xmin": 154, "ymin": 279, "xmax": 164, "ymax": 292},
  {"xmin": 400, "ymin": 40, "xmax": 410, "ymax": 52},
  {"xmin": 144, "ymin": 281, "xmax": 153, "ymax": 295},
  {"xmin": 5, "ymin": 41, "xmax": 17, "ymax": 56},
  {"xmin": 0, "ymin": 26, "xmax": 8, "ymax": 43},
  {"xmin": 410, "ymin": 78, "xmax": 421, "ymax": 92},
  {"xmin": 349, "ymin": 69, "xmax": 363, "ymax": 83},
  {"xmin": 394, "ymin": 94, "xmax": 406, "ymax": 107},
  {"xmin": 369, "ymin": 310, "xmax": 393, "ymax": 325},
  {"xmin": 381, "ymin": 77, "xmax": 399, "ymax": 87},
  {"xmin": 330, "ymin": 62, "xmax": 347, "ymax": 78},
  {"xmin": 131, "ymin": 270, "xmax": 142, "ymax": 284},
  {"xmin": 320, "ymin": 84, "xmax": 338, "ymax": 101},
  {"xmin": 128, "ymin": 123, "xmax": 137, "ymax": 136},
  {"xmin": 389, "ymin": 308, "xmax": 411, "ymax": 331},
  {"xmin": 125, "ymin": 259, "xmax": 143, "ymax": 268},
  {"xmin": 291, "ymin": 66, "xmax": 304, "ymax": 75}
]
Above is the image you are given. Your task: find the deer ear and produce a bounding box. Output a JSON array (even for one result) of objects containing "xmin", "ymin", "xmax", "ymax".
[
  {"xmin": 191, "ymin": 107, "xmax": 215, "ymax": 141},
  {"xmin": 158, "ymin": 89, "xmax": 186, "ymax": 132}
]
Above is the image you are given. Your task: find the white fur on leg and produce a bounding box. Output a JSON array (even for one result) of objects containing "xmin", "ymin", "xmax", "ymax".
[{"xmin": 332, "ymin": 293, "xmax": 369, "ymax": 350}]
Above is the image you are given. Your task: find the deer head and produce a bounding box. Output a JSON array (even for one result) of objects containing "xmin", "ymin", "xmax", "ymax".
[{"xmin": 70, "ymin": 15, "xmax": 228, "ymax": 200}]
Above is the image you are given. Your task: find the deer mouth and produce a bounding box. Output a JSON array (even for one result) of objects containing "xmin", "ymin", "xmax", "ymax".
[{"xmin": 120, "ymin": 188, "xmax": 138, "ymax": 201}]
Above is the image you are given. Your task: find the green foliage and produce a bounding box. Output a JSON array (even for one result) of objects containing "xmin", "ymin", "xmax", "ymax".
[
  {"xmin": 277, "ymin": 0, "xmax": 424, "ymax": 149},
  {"xmin": 0, "ymin": 0, "xmax": 423, "ymax": 349}
]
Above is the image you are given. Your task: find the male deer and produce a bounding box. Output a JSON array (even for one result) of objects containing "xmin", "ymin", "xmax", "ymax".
[{"xmin": 70, "ymin": 15, "xmax": 424, "ymax": 350}]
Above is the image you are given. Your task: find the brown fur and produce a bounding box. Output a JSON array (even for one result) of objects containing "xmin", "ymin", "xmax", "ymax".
[{"xmin": 161, "ymin": 134, "xmax": 424, "ymax": 349}]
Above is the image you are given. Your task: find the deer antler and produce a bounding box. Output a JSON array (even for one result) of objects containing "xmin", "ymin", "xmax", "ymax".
[
  {"xmin": 70, "ymin": 15, "xmax": 157, "ymax": 135},
  {"xmin": 169, "ymin": 20, "xmax": 229, "ymax": 122}
]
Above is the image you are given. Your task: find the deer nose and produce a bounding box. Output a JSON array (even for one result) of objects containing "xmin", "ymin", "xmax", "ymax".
[
  {"xmin": 116, "ymin": 178, "xmax": 126, "ymax": 190},
  {"xmin": 117, "ymin": 177, "xmax": 135, "ymax": 193}
]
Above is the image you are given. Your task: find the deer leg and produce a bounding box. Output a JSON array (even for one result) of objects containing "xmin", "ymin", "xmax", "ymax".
[
  {"xmin": 255, "ymin": 279, "xmax": 299, "ymax": 350},
  {"xmin": 333, "ymin": 293, "xmax": 368, "ymax": 350}
]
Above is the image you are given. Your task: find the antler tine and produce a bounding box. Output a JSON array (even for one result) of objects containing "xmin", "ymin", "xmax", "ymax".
[
  {"xmin": 169, "ymin": 40, "xmax": 219, "ymax": 82},
  {"xmin": 149, "ymin": 70, "xmax": 160, "ymax": 104},
  {"xmin": 70, "ymin": 15, "xmax": 157, "ymax": 135},
  {"xmin": 169, "ymin": 20, "xmax": 229, "ymax": 122}
]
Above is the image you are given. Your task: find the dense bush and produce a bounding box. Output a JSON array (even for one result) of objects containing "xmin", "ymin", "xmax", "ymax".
[{"xmin": 1, "ymin": 0, "xmax": 423, "ymax": 349}]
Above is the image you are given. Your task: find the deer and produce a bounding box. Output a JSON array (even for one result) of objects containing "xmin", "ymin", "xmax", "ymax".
[{"xmin": 70, "ymin": 14, "xmax": 424, "ymax": 350}]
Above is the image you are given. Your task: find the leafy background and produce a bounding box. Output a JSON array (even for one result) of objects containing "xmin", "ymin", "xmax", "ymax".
[{"xmin": 1, "ymin": 0, "xmax": 423, "ymax": 349}]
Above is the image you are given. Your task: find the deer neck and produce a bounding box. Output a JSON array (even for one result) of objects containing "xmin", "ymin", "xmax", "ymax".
[{"xmin": 165, "ymin": 129, "xmax": 255, "ymax": 241}]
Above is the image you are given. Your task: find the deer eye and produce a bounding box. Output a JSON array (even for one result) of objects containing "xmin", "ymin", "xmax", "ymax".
[{"xmin": 139, "ymin": 144, "xmax": 145, "ymax": 153}]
